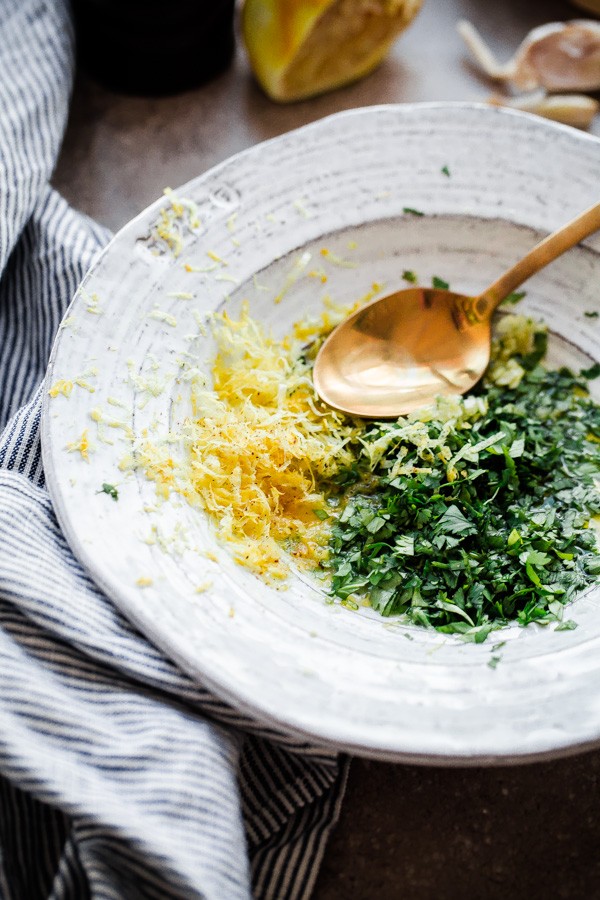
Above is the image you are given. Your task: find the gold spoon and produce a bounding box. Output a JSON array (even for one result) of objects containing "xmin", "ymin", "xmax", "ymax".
[{"xmin": 312, "ymin": 202, "xmax": 600, "ymax": 419}]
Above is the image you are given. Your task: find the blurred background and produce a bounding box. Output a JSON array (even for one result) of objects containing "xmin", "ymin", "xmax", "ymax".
[{"xmin": 56, "ymin": 0, "xmax": 600, "ymax": 230}]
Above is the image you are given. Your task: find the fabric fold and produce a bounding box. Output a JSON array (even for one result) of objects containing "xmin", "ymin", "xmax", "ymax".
[{"xmin": 0, "ymin": 1, "xmax": 73, "ymax": 273}]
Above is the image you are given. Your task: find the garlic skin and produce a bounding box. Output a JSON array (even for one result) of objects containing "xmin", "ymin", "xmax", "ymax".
[{"xmin": 459, "ymin": 19, "xmax": 600, "ymax": 92}]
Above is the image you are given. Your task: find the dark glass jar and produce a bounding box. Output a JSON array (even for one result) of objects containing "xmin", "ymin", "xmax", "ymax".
[{"xmin": 71, "ymin": 0, "xmax": 236, "ymax": 95}]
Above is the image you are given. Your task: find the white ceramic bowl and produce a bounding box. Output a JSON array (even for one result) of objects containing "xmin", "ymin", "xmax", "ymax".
[{"xmin": 42, "ymin": 103, "xmax": 600, "ymax": 764}]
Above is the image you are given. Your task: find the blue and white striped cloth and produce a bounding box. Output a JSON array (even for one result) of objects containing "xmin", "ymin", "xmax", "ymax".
[{"xmin": 0, "ymin": 2, "xmax": 347, "ymax": 897}]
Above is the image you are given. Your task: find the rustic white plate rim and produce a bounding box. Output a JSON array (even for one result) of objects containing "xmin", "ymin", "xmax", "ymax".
[{"xmin": 41, "ymin": 102, "xmax": 600, "ymax": 764}]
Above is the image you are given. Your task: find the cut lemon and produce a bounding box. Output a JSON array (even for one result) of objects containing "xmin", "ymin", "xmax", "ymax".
[{"xmin": 242, "ymin": 0, "xmax": 423, "ymax": 102}]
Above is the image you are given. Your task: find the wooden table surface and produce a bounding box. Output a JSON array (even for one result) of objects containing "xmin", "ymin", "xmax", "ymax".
[{"xmin": 53, "ymin": 1, "xmax": 600, "ymax": 897}]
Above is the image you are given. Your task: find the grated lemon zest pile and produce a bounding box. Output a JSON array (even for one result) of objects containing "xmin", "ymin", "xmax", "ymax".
[
  {"xmin": 486, "ymin": 314, "xmax": 538, "ymax": 388},
  {"xmin": 135, "ymin": 302, "xmax": 363, "ymax": 579}
]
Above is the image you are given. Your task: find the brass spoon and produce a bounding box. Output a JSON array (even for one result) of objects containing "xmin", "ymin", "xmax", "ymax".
[{"xmin": 312, "ymin": 202, "xmax": 600, "ymax": 419}]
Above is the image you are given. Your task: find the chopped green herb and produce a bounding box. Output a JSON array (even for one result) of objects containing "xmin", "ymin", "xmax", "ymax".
[
  {"xmin": 441, "ymin": 165, "xmax": 451, "ymax": 177},
  {"xmin": 581, "ymin": 362, "xmax": 600, "ymax": 380},
  {"xmin": 402, "ymin": 269, "xmax": 418, "ymax": 283},
  {"xmin": 98, "ymin": 483, "xmax": 119, "ymax": 501},
  {"xmin": 488, "ymin": 655, "xmax": 502, "ymax": 669},
  {"xmin": 403, "ymin": 207, "xmax": 424, "ymax": 217},
  {"xmin": 503, "ymin": 291, "xmax": 527, "ymax": 305},
  {"xmin": 341, "ymin": 597, "xmax": 359, "ymax": 611},
  {"xmin": 584, "ymin": 311, "xmax": 599, "ymax": 318},
  {"xmin": 555, "ymin": 619, "xmax": 578, "ymax": 631},
  {"xmin": 314, "ymin": 508, "xmax": 329, "ymax": 520},
  {"xmin": 323, "ymin": 318, "xmax": 600, "ymax": 641},
  {"xmin": 432, "ymin": 276, "xmax": 450, "ymax": 290}
]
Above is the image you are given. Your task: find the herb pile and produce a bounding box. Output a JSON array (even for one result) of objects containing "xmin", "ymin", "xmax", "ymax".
[{"xmin": 324, "ymin": 319, "xmax": 600, "ymax": 640}]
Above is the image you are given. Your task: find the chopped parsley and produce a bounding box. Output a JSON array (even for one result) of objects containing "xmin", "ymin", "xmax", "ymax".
[
  {"xmin": 503, "ymin": 291, "xmax": 527, "ymax": 305},
  {"xmin": 432, "ymin": 275, "xmax": 450, "ymax": 290},
  {"xmin": 441, "ymin": 165, "xmax": 451, "ymax": 177},
  {"xmin": 555, "ymin": 619, "xmax": 578, "ymax": 631},
  {"xmin": 402, "ymin": 269, "xmax": 418, "ymax": 283},
  {"xmin": 582, "ymin": 363, "xmax": 600, "ymax": 380},
  {"xmin": 322, "ymin": 319, "xmax": 600, "ymax": 640},
  {"xmin": 98, "ymin": 482, "xmax": 119, "ymax": 501},
  {"xmin": 585, "ymin": 310, "xmax": 599, "ymax": 319},
  {"xmin": 403, "ymin": 207, "xmax": 424, "ymax": 217}
]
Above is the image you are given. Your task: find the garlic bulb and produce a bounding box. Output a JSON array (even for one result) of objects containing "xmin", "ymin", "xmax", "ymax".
[
  {"xmin": 458, "ymin": 19, "xmax": 600, "ymax": 92},
  {"xmin": 488, "ymin": 90, "xmax": 600, "ymax": 129}
]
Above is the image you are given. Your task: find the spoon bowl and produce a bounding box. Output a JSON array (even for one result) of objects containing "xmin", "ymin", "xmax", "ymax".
[
  {"xmin": 313, "ymin": 287, "xmax": 491, "ymax": 417},
  {"xmin": 313, "ymin": 201, "xmax": 600, "ymax": 418}
]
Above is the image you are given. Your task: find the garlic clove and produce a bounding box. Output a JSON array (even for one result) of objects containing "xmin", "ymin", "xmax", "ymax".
[
  {"xmin": 488, "ymin": 89, "xmax": 600, "ymax": 128},
  {"xmin": 459, "ymin": 19, "xmax": 600, "ymax": 92},
  {"xmin": 458, "ymin": 20, "xmax": 519, "ymax": 83}
]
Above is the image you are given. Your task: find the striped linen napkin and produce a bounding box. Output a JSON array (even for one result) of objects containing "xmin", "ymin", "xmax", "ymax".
[{"xmin": 0, "ymin": 2, "xmax": 347, "ymax": 897}]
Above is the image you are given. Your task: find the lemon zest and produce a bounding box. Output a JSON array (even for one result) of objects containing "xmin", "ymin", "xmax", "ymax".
[
  {"xmin": 65, "ymin": 429, "xmax": 92, "ymax": 461},
  {"xmin": 48, "ymin": 379, "xmax": 73, "ymax": 398}
]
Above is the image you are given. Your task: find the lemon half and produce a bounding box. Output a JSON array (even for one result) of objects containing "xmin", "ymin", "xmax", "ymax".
[{"xmin": 242, "ymin": 0, "xmax": 424, "ymax": 102}]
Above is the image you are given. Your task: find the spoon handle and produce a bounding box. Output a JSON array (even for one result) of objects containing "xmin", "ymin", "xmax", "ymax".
[{"xmin": 480, "ymin": 201, "xmax": 600, "ymax": 311}]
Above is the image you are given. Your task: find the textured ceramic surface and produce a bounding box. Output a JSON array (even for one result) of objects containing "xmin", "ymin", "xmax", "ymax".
[{"xmin": 42, "ymin": 104, "xmax": 600, "ymax": 763}]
